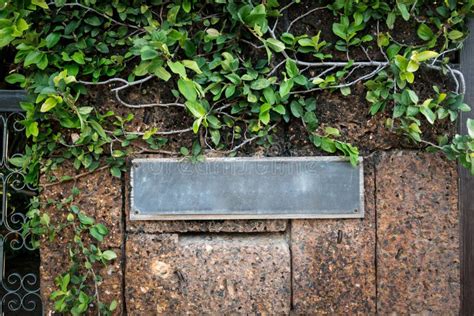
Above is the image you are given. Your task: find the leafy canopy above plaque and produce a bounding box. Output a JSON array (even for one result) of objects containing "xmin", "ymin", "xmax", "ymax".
[{"xmin": 1, "ymin": 0, "xmax": 474, "ymax": 314}]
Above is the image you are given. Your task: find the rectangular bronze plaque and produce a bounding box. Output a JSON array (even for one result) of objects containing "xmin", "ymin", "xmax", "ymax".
[{"xmin": 130, "ymin": 157, "xmax": 364, "ymax": 220}]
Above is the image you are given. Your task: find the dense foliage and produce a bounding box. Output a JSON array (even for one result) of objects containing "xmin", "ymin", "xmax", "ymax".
[{"xmin": 2, "ymin": 0, "xmax": 474, "ymax": 314}]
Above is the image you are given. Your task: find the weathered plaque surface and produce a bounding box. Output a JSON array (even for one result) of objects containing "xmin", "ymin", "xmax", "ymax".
[{"xmin": 130, "ymin": 157, "xmax": 364, "ymax": 220}]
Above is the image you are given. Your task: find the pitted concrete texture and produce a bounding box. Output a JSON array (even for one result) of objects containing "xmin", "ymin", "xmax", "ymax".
[
  {"xmin": 376, "ymin": 151, "xmax": 460, "ymax": 314},
  {"xmin": 125, "ymin": 233, "xmax": 291, "ymax": 315}
]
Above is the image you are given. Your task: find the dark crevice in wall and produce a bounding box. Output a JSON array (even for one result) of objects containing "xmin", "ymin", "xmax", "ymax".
[
  {"xmin": 373, "ymin": 154, "xmax": 379, "ymax": 314},
  {"xmin": 120, "ymin": 175, "xmax": 128, "ymax": 315},
  {"xmin": 288, "ymin": 219, "xmax": 294, "ymax": 313},
  {"xmin": 125, "ymin": 230, "xmax": 288, "ymax": 238}
]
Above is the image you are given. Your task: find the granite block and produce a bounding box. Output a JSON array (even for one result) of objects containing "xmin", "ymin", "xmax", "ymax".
[
  {"xmin": 125, "ymin": 233, "xmax": 291, "ymax": 314},
  {"xmin": 40, "ymin": 246, "xmax": 123, "ymax": 315},
  {"xmin": 376, "ymin": 151, "xmax": 460, "ymax": 314},
  {"xmin": 291, "ymin": 157, "xmax": 376, "ymax": 314}
]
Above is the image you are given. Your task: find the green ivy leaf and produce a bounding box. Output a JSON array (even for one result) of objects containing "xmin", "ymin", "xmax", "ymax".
[
  {"xmin": 386, "ymin": 44, "xmax": 401, "ymax": 59},
  {"xmin": 167, "ymin": 61, "xmax": 187, "ymax": 78},
  {"xmin": 109, "ymin": 300, "xmax": 118, "ymax": 312},
  {"xmin": 178, "ymin": 78, "xmax": 197, "ymax": 101},
  {"xmin": 193, "ymin": 117, "xmax": 202, "ymax": 133},
  {"xmin": 340, "ymin": 87, "xmax": 351, "ymax": 96},
  {"xmin": 420, "ymin": 107, "xmax": 436, "ymax": 124},
  {"xmin": 182, "ymin": 60, "xmax": 202, "ymax": 74},
  {"xmin": 225, "ymin": 85, "xmax": 236, "ymax": 98},
  {"xmin": 110, "ymin": 166, "xmax": 121, "ymax": 178},
  {"xmin": 78, "ymin": 213, "xmax": 94, "ymax": 226},
  {"xmin": 448, "ymin": 30, "xmax": 464, "ymax": 41},
  {"xmin": 397, "ymin": 2, "xmax": 410, "ymax": 21},
  {"xmin": 325, "ymin": 127, "xmax": 340, "ymax": 137},
  {"xmin": 406, "ymin": 60, "xmax": 419, "ymax": 72},
  {"xmin": 320, "ymin": 137, "xmax": 336, "ymax": 153},
  {"xmin": 95, "ymin": 223, "xmax": 108, "ymax": 235},
  {"xmin": 279, "ymin": 79, "xmax": 294, "ymax": 97},
  {"xmin": 386, "ymin": 12, "xmax": 396, "ymax": 29},
  {"xmin": 259, "ymin": 103, "xmax": 272, "ymax": 125},
  {"xmin": 96, "ymin": 43, "xmax": 109, "ymax": 53},
  {"xmin": 78, "ymin": 107, "xmax": 93, "ymax": 115},
  {"xmin": 413, "ymin": 51, "xmax": 439, "ymax": 62},
  {"xmin": 290, "ymin": 101, "xmax": 303, "ymax": 118},
  {"xmin": 71, "ymin": 51, "xmax": 85, "ymax": 65},
  {"xmin": 140, "ymin": 46, "xmax": 159, "ymax": 60},
  {"xmin": 417, "ymin": 24, "xmax": 434, "ymax": 41},
  {"xmin": 467, "ymin": 118, "xmax": 474, "ymax": 138},
  {"xmin": 210, "ymin": 129, "xmax": 221, "ymax": 146},
  {"xmin": 285, "ymin": 59, "xmax": 299, "ymax": 78},
  {"xmin": 332, "ymin": 22, "xmax": 346, "ymax": 40},
  {"xmin": 27, "ymin": 121, "xmax": 39, "ymax": 137},
  {"xmin": 89, "ymin": 120, "xmax": 108, "ymax": 140},
  {"xmin": 0, "ymin": 28, "xmax": 14, "ymax": 48},
  {"xmin": 32, "ymin": 0, "xmax": 49, "ymax": 9},
  {"xmin": 45, "ymin": 32, "xmax": 60, "ymax": 48},
  {"xmin": 9, "ymin": 156, "xmax": 24, "ymax": 168},
  {"xmin": 407, "ymin": 90, "xmax": 419, "ymax": 104},
  {"xmin": 250, "ymin": 78, "xmax": 271, "ymax": 90},
  {"xmin": 5, "ymin": 73, "xmax": 25, "ymax": 85},
  {"xmin": 273, "ymin": 104, "xmax": 286, "ymax": 115},
  {"xmin": 24, "ymin": 51, "xmax": 42, "ymax": 67},
  {"xmin": 185, "ymin": 100, "xmax": 206, "ymax": 118},
  {"xmin": 84, "ymin": 16, "xmax": 101, "ymax": 26},
  {"xmin": 266, "ymin": 38, "xmax": 285, "ymax": 52},
  {"xmin": 102, "ymin": 250, "xmax": 117, "ymax": 261},
  {"xmin": 89, "ymin": 226, "xmax": 104, "ymax": 241},
  {"xmin": 154, "ymin": 67, "xmax": 171, "ymax": 81},
  {"xmin": 41, "ymin": 96, "xmax": 59, "ymax": 112}
]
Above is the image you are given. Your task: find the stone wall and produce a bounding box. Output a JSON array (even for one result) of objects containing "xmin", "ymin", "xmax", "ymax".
[{"xmin": 39, "ymin": 150, "xmax": 460, "ymax": 315}]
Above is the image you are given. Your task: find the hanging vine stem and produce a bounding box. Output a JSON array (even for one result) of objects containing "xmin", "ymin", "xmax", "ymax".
[
  {"xmin": 218, "ymin": 123, "xmax": 279, "ymax": 154},
  {"xmin": 286, "ymin": 6, "xmax": 328, "ymax": 32},
  {"xmin": 114, "ymin": 90, "xmax": 186, "ymax": 109},
  {"xmin": 105, "ymin": 127, "xmax": 193, "ymax": 136},
  {"xmin": 291, "ymin": 64, "xmax": 388, "ymax": 94},
  {"xmin": 41, "ymin": 165, "xmax": 110, "ymax": 188},
  {"xmin": 47, "ymin": 2, "xmax": 142, "ymax": 30}
]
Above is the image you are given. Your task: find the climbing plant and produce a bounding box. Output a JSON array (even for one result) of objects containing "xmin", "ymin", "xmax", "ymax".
[{"xmin": 2, "ymin": 0, "xmax": 474, "ymax": 313}]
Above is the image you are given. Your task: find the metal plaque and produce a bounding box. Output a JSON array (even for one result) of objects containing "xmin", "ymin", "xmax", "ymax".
[{"xmin": 130, "ymin": 157, "xmax": 364, "ymax": 220}]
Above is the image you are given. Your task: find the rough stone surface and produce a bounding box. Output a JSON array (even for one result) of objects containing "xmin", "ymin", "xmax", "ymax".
[
  {"xmin": 40, "ymin": 246, "xmax": 123, "ymax": 315},
  {"xmin": 376, "ymin": 151, "xmax": 460, "ymax": 314},
  {"xmin": 124, "ymin": 170, "xmax": 287, "ymax": 233},
  {"xmin": 291, "ymin": 157, "xmax": 376, "ymax": 314},
  {"xmin": 39, "ymin": 164, "xmax": 123, "ymax": 313},
  {"xmin": 40, "ymin": 163, "xmax": 123, "ymax": 249},
  {"xmin": 125, "ymin": 233, "xmax": 291, "ymax": 315}
]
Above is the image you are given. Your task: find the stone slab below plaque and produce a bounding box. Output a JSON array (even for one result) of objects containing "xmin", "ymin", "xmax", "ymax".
[{"xmin": 130, "ymin": 157, "xmax": 364, "ymax": 220}]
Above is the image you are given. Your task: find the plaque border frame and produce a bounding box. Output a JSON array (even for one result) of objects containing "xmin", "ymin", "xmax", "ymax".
[{"xmin": 129, "ymin": 156, "xmax": 365, "ymax": 220}]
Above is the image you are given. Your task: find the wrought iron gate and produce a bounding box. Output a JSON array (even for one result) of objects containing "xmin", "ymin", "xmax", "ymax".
[{"xmin": 0, "ymin": 90, "xmax": 42, "ymax": 315}]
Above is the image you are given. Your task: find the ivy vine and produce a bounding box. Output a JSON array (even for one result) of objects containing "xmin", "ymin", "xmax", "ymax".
[{"xmin": 2, "ymin": 0, "xmax": 474, "ymax": 314}]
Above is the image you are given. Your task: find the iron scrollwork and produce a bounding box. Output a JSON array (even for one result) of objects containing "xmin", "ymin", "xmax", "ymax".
[{"xmin": 0, "ymin": 91, "xmax": 42, "ymax": 315}]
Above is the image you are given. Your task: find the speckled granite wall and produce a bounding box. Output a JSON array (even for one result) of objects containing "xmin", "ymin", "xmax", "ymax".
[
  {"xmin": 291, "ymin": 158, "xmax": 377, "ymax": 314},
  {"xmin": 376, "ymin": 151, "xmax": 460, "ymax": 314},
  {"xmin": 126, "ymin": 234, "xmax": 291, "ymax": 314},
  {"xmin": 39, "ymin": 150, "xmax": 460, "ymax": 315},
  {"xmin": 39, "ymin": 165, "xmax": 124, "ymax": 313}
]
